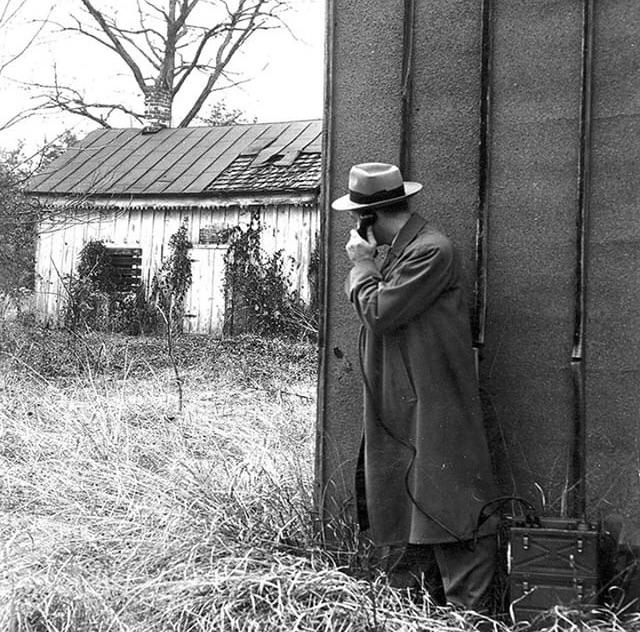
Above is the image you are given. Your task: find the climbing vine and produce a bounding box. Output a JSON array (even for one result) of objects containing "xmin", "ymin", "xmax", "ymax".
[
  {"xmin": 64, "ymin": 241, "xmax": 121, "ymax": 331},
  {"xmin": 224, "ymin": 210, "xmax": 317, "ymax": 339},
  {"xmin": 63, "ymin": 221, "xmax": 193, "ymax": 337},
  {"xmin": 61, "ymin": 215, "xmax": 318, "ymax": 343},
  {"xmin": 151, "ymin": 219, "xmax": 193, "ymax": 333}
]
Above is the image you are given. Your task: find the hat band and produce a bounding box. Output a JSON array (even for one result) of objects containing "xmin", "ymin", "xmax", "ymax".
[{"xmin": 349, "ymin": 184, "xmax": 405, "ymax": 205}]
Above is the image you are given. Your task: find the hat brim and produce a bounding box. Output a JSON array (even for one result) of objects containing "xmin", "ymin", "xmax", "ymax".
[{"xmin": 331, "ymin": 181, "xmax": 423, "ymax": 211}]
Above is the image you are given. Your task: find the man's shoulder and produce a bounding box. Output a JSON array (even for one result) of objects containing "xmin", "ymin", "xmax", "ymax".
[{"xmin": 411, "ymin": 225, "xmax": 453, "ymax": 257}]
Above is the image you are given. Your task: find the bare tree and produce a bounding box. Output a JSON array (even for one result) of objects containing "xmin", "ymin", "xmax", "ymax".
[{"xmin": 37, "ymin": 0, "xmax": 292, "ymax": 128}]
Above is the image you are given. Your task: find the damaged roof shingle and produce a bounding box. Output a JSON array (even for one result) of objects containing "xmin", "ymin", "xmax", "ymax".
[{"xmin": 206, "ymin": 152, "xmax": 322, "ymax": 193}]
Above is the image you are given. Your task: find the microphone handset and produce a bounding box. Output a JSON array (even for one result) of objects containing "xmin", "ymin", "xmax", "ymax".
[{"xmin": 356, "ymin": 212, "xmax": 377, "ymax": 239}]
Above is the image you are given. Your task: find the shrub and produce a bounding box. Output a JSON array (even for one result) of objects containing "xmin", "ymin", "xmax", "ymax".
[
  {"xmin": 150, "ymin": 219, "xmax": 193, "ymax": 334},
  {"xmin": 63, "ymin": 222, "xmax": 193, "ymax": 335},
  {"xmin": 224, "ymin": 211, "xmax": 318, "ymax": 340},
  {"xmin": 0, "ymin": 148, "xmax": 39, "ymax": 301}
]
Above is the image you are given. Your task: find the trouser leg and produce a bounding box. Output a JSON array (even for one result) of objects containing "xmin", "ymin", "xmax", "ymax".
[
  {"xmin": 408, "ymin": 544, "xmax": 446, "ymax": 604},
  {"xmin": 380, "ymin": 544, "xmax": 446, "ymax": 604},
  {"xmin": 433, "ymin": 535, "xmax": 497, "ymax": 611},
  {"xmin": 379, "ymin": 545, "xmax": 418, "ymax": 589}
]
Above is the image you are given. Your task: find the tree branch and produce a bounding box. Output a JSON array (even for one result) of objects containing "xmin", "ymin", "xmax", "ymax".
[
  {"xmin": 136, "ymin": 0, "xmax": 167, "ymax": 64},
  {"xmin": 179, "ymin": 0, "xmax": 272, "ymax": 126},
  {"xmin": 172, "ymin": 23, "xmax": 225, "ymax": 95},
  {"xmin": 56, "ymin": 16, "xmax": 119, "ymax": 55},
  {"xmin": 0, "ymin": 107, "xmax": 39, "ymax": 133},
  {"xmin": 0, "ymin": 0, "xmax": 28, "ymax": 28},
  {"xmin": 105, "ymin": 23, "xmax": 163, "ymax": 71},
  {"xmin": 0, "ymin": 2, "xmax": 52, "ymax": 76},
  {"xmin": 174, "ymin": 0, "xmax": 200, "ymax": 31},
  {"xmin": 141, "ymin": 0, "xmax": 170, "ymax": 23},
  {"xmin": 29, "ymin": 76, "xmax": 146, "ymax": 128},
  {"xmin": 79, "ymin": 0, "xmax": 148, "ymax": 92},
  {"xmin": 31, "ymin": 0, "xmax": 293, "ymax": 128}
]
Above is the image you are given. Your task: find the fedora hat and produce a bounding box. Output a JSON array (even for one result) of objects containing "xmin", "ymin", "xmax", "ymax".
[{"xmin": 331, "ymin": 162, "xmax": 423, "ymax": 211}]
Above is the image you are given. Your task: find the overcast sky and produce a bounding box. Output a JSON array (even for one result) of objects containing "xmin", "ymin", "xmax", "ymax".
[{"xmin": 0, "ymin": 0, "xmax": 325, "ymax": 154}]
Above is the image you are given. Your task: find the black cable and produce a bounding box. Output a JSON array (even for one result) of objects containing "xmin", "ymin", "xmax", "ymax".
[{"xmin": 475, "ymin": 496, "xmax": 540, "ymax": 532}]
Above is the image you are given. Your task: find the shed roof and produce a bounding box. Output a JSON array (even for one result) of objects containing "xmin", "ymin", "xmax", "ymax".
[{"xmin": 28, "ymin": 119, "xmax": 322, "ymax": 197}]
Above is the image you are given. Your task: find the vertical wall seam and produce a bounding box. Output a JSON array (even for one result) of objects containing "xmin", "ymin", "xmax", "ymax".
[
  {"xmin": 400, "ymin": 0, "xmax": 416, "ymax": 176},
  {"xmin": 570, "ymin": 0, "xmax": 595, "ymax": 519},
  {"xmin": 315, "ymin": 0, "xmax": 335, "ymax": 532},
  {"xmin": 474, "ymin": 0, "xmax": 494, "ymax": 352}
]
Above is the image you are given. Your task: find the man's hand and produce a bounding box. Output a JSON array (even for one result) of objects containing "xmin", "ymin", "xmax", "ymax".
[{"xmin": 346, "ymin": 226, "xmax": 377, "ymax": 263}]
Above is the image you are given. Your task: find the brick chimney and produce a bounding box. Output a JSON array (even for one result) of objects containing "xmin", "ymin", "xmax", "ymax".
[{"xmin": 143, "ymin": 86, "xmax": 172, "ymax": 131}]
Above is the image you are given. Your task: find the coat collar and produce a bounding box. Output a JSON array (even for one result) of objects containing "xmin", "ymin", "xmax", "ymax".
[{"xmin": 381, "ymin": 212, "xmax": 427, "ymax": 272}]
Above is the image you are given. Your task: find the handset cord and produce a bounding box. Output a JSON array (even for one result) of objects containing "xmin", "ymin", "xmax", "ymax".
[{"xmin": 357, "ymin": 326, "xmax": 540, "ymax": 550}]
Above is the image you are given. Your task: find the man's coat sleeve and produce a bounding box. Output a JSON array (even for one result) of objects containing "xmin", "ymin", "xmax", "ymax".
[{"xmin": 347, "ymin": 240, "xmax": 454, "ymax": 334}]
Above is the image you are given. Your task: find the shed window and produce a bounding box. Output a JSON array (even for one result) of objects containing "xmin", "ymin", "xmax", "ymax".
[
  {"xmin": 199, "ymin": 226, "xmax": 232, "ymax": 245},
  {"xmin": 106, "ymin": 247, "xmax": 142, "ymax": 292}
]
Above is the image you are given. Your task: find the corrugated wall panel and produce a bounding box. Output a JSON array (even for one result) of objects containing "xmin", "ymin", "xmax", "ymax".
[
  {"xmin": 410, "ymin": 0, "xmax": 484, "ymax": 292},
  {"xmin": 482, "ymin": 0, "xmax": 583, "ymax": 509},
  {"xmin": 322, "ymin": 0, "xmax": 640, "ymax": 544},
  {"xmin": 587, "ymin": 0, "xmax": 640, "ymax": 540}
]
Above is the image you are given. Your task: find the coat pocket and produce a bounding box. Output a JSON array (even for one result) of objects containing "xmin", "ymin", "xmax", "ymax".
[{"xmin": 380, "ymin": 336, "xmax": 417, "ymax": 420}]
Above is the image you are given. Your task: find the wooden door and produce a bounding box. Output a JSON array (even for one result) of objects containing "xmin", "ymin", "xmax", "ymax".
[{"xmin": 184, "ymin": 245, "xmax": 227, "ymax": 335}]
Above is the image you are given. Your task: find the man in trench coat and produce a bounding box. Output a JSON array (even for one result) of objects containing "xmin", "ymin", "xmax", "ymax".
[{"xmin": 333, "ymin": 163, "xmax": 499, "ymax": 610}]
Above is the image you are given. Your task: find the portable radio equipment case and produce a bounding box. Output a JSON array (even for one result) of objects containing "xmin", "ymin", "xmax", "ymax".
[{"xmin": 508, "ymin": 516, "xmax": 600, "ymax": 622}]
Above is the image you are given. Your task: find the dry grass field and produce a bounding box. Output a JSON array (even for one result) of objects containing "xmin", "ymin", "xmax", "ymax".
[{"xmin": 0, "ymin": 323, "xmax": 638, "ymax": 631}]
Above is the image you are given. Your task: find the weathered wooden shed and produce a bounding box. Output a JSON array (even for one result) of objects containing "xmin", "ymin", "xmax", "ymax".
[{"xmin": 28, "ymin": 119, "xmax": 322, "ymax": 335}]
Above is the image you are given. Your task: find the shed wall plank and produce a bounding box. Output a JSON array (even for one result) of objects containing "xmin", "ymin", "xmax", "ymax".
[{"xmin": 35, "ymin": 203, "xmax": 318, "ymax": 334}]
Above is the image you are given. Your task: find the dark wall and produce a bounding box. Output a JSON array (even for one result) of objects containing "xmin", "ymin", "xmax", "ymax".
[
  {"xmin": 318, "ymin": 0, "xmax": 640, "ymax": 542},
  {"xmin": 482, "ymin": 0, "xmax": 582, "ymax": 511},
  {"xmin": 587, "ymin": 0, "xmax": 640, "ymax": 542}
]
